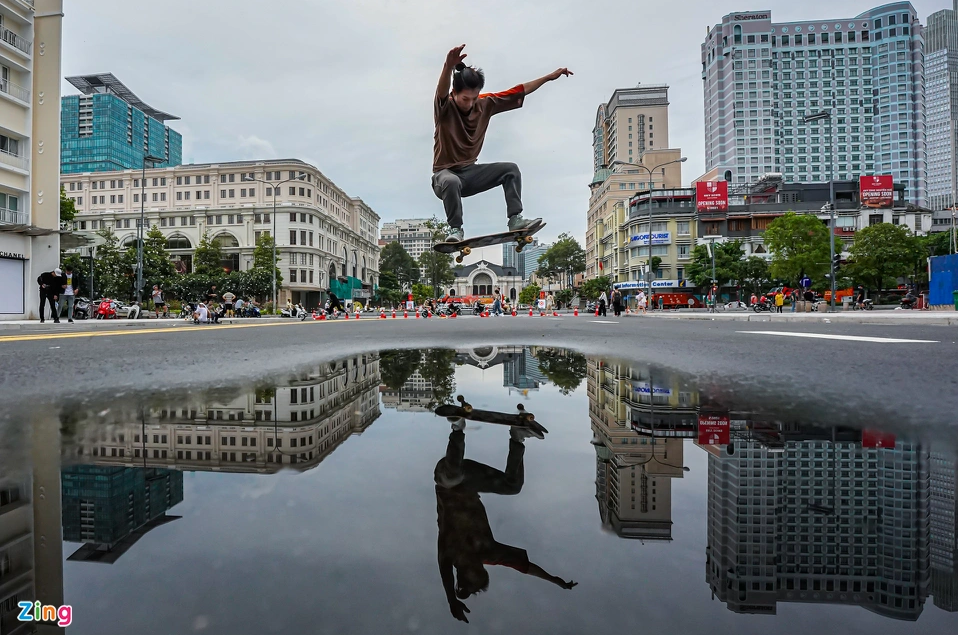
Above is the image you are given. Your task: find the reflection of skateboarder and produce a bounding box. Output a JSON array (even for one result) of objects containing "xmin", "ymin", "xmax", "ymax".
[
  {"xmin": 434, "ymin": 422, "xmax": 576, "ymax": 623},
  {"xmin": 432, "ymin": 44, "xmax": 572, "ymax": 243}
]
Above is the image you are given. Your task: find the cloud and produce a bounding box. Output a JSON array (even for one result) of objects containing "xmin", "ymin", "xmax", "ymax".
[{"xmin": 236, "ymin": 135, "xmax": 278, "ymax": 160}]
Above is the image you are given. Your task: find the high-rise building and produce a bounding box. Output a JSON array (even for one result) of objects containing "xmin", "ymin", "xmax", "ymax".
[
  {"xmin": 701, "ymin": 5, "xmax": 927, "ymax": 207},
  {"xmin": 586, "ymin": 85, "xmax": 683, "ymax": 280},
  {"xmin": 930, "ymin": 450, "xmax": 958, "ymax": 612},
  {"xmin": 503, "ymin": 237, "xmax": 550, "ymax": 282},
  {"xmin": 380, "ymin": 218, "xmax": 433, "ymax": 262},
  {"xmin": 926, "ymin": 3, "xmax": 958, "ymax": 231},
  {"xmin": 61, "ymin": 159, "xmax": 381, "ymax": 307},
  {"xmin": 61, "ymin": 73, "xmax": 182, "ymax": 174},
  {"xmin": 0, "ymin": 0, "xmax": 63, "ymax": 321}
]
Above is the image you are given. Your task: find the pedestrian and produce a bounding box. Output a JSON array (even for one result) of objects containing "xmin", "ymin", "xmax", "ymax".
[
  {"xmin": 36, "ymin": 268, "xmax": 62, "ymax": 324},
  {"xmin": 235, "ymin": 297, "xmax": 245, "ymax": 316},
  {"xmin": 790, "ymin": 289, "xmax": 798, "ymax": 313},
  {"xmin": 637, "ymin": 290, "xmax": 647, "ymax": 314},
  {"xmin": 545, "ymin": 292, "xmax": 555, "ymax": 313},
  {"xmin": 597, "ymin": 290, "xmax": 608, "ymax": 317},
  {"xmin": 610, "ymin": 288, "xmax": 621, "ymax": 317},
  {"xmin": 193, "ymin": 302, "xmax": 210, "ymax": 324},
  {"xmin": 222, "ymin": 290, "xmax": 236, "ymax": 317},
  {"xmin": 750, "ymin": 292, "xmax": 757, "ymax": 307},
  {"xmin": 492, "ymin": 287, "xmax": 503, "ymax": 316},
  {"xmin": 207, "ymin": 284, "xmax": 219, "ymax": 304},
  {"xmin": 59, "ymin": 265, "xmax": 78, "ymax": 323},
  {"xmin": 774, "ymin": 291, "xmax": 784, "ymax": 313},
  {"xmin": 151, "ymin": 284, "xmax": 167, "ymax": 318}
]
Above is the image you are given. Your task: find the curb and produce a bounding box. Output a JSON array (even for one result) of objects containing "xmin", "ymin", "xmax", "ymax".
[{"xmin": 621, "ymin": 312, "xmax": 958, "ymax": 326}]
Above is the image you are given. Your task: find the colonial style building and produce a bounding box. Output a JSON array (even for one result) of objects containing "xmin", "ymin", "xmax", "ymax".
[
  {"xmin": 62, "ymin": 159, "xmax": 381, "ymax": 307},
  {"xmin": 450, "ymin": 259, "xmax": 525, "ymax": 302}
]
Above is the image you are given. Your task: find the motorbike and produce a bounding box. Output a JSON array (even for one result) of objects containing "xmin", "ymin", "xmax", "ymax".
[
  {"xmin": 73, "ymin": 297, "xmax": 91, "ymax": 320},
  {"xmin": 179, "ymin": 302, "xmax": 196, "ymax": 319},
  {"xmin": 900, "ymin": 296, "xmax": 918, "ymax": 310},
  {"xmin": 281, "ymin": 305, "xmax": 308, "ymax": 319},
  {"xmin": 95, "ymin": 299, "xmax": 118, "ymax": 319},
  {"xmin": 852, "ymin": 298, "xmax": 874, "ymax": 311},
  {"xmin": 472, "ymin": 302, "xmax": 485, "ymax": 316},
  {"xmin": 752, "ymin": 300, "xmax": 772, "ymax": 313}
]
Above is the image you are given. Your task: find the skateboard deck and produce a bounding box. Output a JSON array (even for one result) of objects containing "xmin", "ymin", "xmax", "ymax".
[
  {"xmin": 433, "ymin": 220, "xmax": 546, "ymax": 263},
  {"xmin": 434, "ymin": 396, "xmax": 548, "ymax": 437}
]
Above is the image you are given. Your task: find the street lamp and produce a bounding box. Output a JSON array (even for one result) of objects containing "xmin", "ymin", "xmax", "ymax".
[
  {"xmin": 136, "ymin": 154, "xmax": 166, "ymax": 304},
  {"xmin": 803, "ymin": 110, "xmax": 837, "ymax": 310},
  {"xmin": 611, "ymin": 157, "xmax": 687, "ymax": 300},
  {"xmin": 243, "ymin": 172, "xmax": 308, "ymax": 310}
]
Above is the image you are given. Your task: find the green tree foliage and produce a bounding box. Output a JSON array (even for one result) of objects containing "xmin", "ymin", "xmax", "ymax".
[
  {"xmin": 579, "ymin": 275, "xmax": 612, "ymax": 301},
  {"xmin": 518, "ymin": 283, "xmax": 541, "ymax": 305},
  {"xmin": 379, "ymin": 350, "xmax": 422, "ymax": 390},
  {"xmin": 251, "ymin": 233, "xmax": 283, "ymax": 291},
  {"xmin": 685, "ymin": 240, "xmax": 746, "ymax": 289},
  {"xmin": 91, "ymin": 228, "xmax": 128, "ymax": 299},
  {"xmin": 60, "ymin": 186, "xmax": 77, "ymax": 224},
  {"xmin": 738, "ymin": 256, "xmax": 772, "ymax": 295},
  {"xmin": 535, "ymin": 233, "xmax": 586, "ymax": 289},
  {"xmin": 376, "ymin": 271, "xmax": 404, "ymax": 305},
  {"xmin": 419, "ymin": 349, "xmax": 457, "ymax": 407},
  {"xmin": 193, "ymin": 231, "xmax": 224, "ymax": 276},
  {"xmin": 920, "ymin": 230, "xmax": 954, "ymax": 258},
  {"xmin": 418, "ymin": 250, "xmax": 456, "ymax": 297},
  {"xmin": 534, "ymin": 348, "xmax": 588, "ymax": 395},
  {"xmin": 763, "ymin": 212, "xmax": 830, "ymax": 285},
  {"xmin": 379, "ymin": 241, "xmax": 420, "ymax": 290},
  {"xmin": 137, "ymin": 225, "xmax": 177, "ymax": 291},
  {"xmin": 846, "ymin": 223, "xmax": 919, "ymax": 294},
  {"xmin": 555, "ymin": 288, "xmax": 574, "ymax": 307},
  {"xmin": 412, "ymin": 283, "xmax": 434, "ymax": 303}
]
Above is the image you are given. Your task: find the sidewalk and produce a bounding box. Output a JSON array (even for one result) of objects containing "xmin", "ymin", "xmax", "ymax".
[
  {"xmin": 0, "ymin": 317, "xmax": 287, "ymax": 331},
  {"xmin": 625, "ymin": 309, "xmax": 958, "ymax": 326}
]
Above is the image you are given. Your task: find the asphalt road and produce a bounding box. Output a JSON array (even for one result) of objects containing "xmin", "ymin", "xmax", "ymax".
[{"xmin": 1, "ymin": 315, "xmax": 956, "ymax": 433}]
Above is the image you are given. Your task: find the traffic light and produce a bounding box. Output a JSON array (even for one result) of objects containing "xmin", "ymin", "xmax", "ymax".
[{"xmin": 832, "ymin": 253, "xmax": 842, "ymax": 271}]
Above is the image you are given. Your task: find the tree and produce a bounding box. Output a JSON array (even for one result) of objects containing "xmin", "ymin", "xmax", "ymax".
[
  {"xmin": 379, "ymin": 350, "xmax": 422, "ymax": 390},
  {"xmin": 685, "ymin": 240, "xmax": 745, "ymax": 289},
  {"xmin": 376, "ymin": 271, "xmax": 404, "ymax": 305},
  {"xmin": 379, "ymin": 241, "xmax": 420, "ymax": 290},
  {"xmin": 140, "ymin": 225, "xmax": 177, "ymax": 291},
  {"xmin": 846, "ymin": 223, "xmax": 919, "ymax": 295},
  {"xmin": 193, "ymin": 231, "xmax": 224, "ymax": 276},
  {"xmin": 534, "ymin": 349, "xmax": 587, "ymax": 395},
  {"xmin": 921, "ymin": 231, "xmax": 954, "ymax": 258},
  {"xmin": 738, "ymin": 256, "xmax": 771, "ymax": 296},
  {"xmin": 555, "ymin": 288, "xmax": 573, "ymax": 308},
  {"xmin": 60, "ymin": 186, "xmax": 77, "ymax": 224},
  {"xmin": 518, "ymin": 283, "xmax": 541, "ymax": 306},
  {"xmin": 251, "ymin": 234, "xmax": 283, "ymax": 295},
  {"xmin": 535, "ymin": 233, "xmax": 585, "ymax": 289},
  {"xmin": 412, "ymin": 283, "xmax": 433, "ymax": 303},
  {"xmin": 763, "ymin": 212, "xmax": 831, "ymax": 285},
  {"xmin": 418, "ymin": 250, "xmax": 456, "ymax": 297},
  {"xmin": 579, "ymin": 275, "xmax": 612, "ymax": 301},
  {"xmin": 91, "ymin": 228, "xmax": 128, "ymax": 299},
  {"xmin": 419, "ymin": 349, "xmax": 457, "ymax": 407}
]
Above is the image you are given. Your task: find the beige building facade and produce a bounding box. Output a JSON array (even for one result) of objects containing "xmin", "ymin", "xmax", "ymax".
[
  {"xmin": 0, "ymin": 0, "xmax": 63, "ymax": 321},
  {"xmin": 61, "ymin": 158, "xmax": 381, "ymax": 306},
  {"xmin": 586, "ymin": 85, "xmax": 684, "ymax": 281}
]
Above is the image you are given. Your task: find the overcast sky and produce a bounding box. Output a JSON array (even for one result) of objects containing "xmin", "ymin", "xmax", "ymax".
[{"xmin": 63, "ymin": 0, "xmax": 945, "ymax": 255}]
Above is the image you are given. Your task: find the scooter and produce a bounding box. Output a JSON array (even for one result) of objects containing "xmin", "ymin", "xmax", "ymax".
[
  {"xmin": 73, "ymin": 297, "xmax": 91, "ymax": 320},
  {"xmin": 852, "ymin": 298, "xmax": 874, "ymax": 311},
  {"xmin": 95, "ymin": 299, "xmax": 118, "ymax": 319},
  {"xmin": 752, "ymin": 300, "xmax": 772, "ymax": 313}
]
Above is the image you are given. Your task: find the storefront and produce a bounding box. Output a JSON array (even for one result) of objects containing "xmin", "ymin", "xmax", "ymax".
[{"xmin": 0, "ymin": 233, "xmax": 29, "ymax": 316}]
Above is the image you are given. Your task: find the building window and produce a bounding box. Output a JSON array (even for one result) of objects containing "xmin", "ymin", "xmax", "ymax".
[
  {"xmin": 289, "ymin": 186, "xmax": 296, "ymax": 195},
  {"xmin": 290, "ymin": 269, "xmax": 297, "ymax": 282},
  {"xmin": 220, "ymin": 189, "xmax": 227, "ymax": 198},
  {"xmin": 290, "ymin": 230, "xmax": 297, "ymax": 245},
  {"xmin": 290, "ymin": 213, "xmax": 297, "ymax": 222},
  {"xmin": 228, "ymin": 189, "xmax": 235, "ymax": 198}
]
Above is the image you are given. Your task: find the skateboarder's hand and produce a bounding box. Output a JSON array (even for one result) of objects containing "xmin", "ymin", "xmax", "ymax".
[
  {"xmin": 446, "ymin": 45, "xmax": 467, "ymax": 69},
  {"xmin": 449, "ymin": 599, "xmax": 470, "ymax": 622},
  {"xmin": 548, "ymin": 68, "xmax": 573, "ymax": 81}
]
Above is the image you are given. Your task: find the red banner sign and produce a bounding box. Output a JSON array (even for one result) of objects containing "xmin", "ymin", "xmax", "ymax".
[
  {"xmin": 697, "ymin": 414, "xmax": 730, "ymax": 445},
  {"xmin": 861, "ymin": 429, "xmax": 896, "ymax": 448},
  {"xmin": 859, "ymin": 175, "xmax": 893, "ymax": 209},
  {"xmin": 696, "ymin": 180, "xmax": 729, "ymax": 212}
]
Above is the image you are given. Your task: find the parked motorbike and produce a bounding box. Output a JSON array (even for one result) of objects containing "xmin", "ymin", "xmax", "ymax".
[
  {"xmin": 852, "ymin": 299, "xmax": 874, "ymax": 311},
  {"xmin": 95, "ymin": 299, "xmax": 118, "ymax": 319},
  {"xmin": 472, "ymin": 301, "xmax": 485, "ymax": 316},
  {"xmin": 73, "ymin": 297, "xmax": 91, "ymax": 320}
]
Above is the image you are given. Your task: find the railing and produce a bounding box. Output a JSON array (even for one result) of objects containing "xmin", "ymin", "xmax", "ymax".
[
  {"xmin": 0, "ymin": 79, "xmax": 30, "ymax": 103},
  {"xmin": 0, "ymin": 206, "xmax": 28, "ymax": 226},
  {"xmin": 0, "ymin": 148, "xmax": 28, "ymax": 171},
  {"xmin": 0, "ymin": 25, "xmax": 32, "ymax": 55}
]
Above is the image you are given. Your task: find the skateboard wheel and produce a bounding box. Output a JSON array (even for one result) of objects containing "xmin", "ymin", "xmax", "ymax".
[
  {"xmin": 462, "ymin": 246, "xmax": 472, "ymax": 256},
  {"xmin": 520, "ymin": 413, "xmax": 534, "ymax": 422},
  {"xmin": 455, "ymin": 256, "xmax": 464, "ymax": 264},
  {"xmin": 515, "ymin": 245, "xmax": 523, "ymax": 253},
  {"xmin": 524, "ymin": 235, "xmax": 534, "ymax": 244}
]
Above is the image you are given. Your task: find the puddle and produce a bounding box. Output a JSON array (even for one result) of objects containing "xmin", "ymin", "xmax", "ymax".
[{"xmin": 0, "ymin": 346, "xmax": 955, "ymax": 634}]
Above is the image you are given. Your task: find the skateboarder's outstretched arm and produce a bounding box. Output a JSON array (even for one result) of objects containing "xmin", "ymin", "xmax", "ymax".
[
  {"xmin": 437, "ymin": 45, "xmax": 467, "ymax": 101},
  {"xmin": 522, "ymin": 67, "xmax": 574, "ymax": 96}
]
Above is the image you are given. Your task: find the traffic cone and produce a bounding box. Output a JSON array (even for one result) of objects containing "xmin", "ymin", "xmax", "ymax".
[
  {"xmin": 573, "ymin": 307, "xmax": 578, "ymax": 317},
  {"xmin": 415, "ymin": 310, "xmax": 420, "ymax": 319},
  {"xmin": 595, "ymin": 306, "xmax": 599, "ymax": 316},
  {"xmin": 391, "ymin": 310, "xmax": 396, "ymax": 319},
  {"xmin": 450, "ymin": 311, "xmax": 457, "ymax": 318},
  {"xmin": 512, "ymin": 310, "xmax": 517, "ymax": 317},
  {"xmin": 403, "ymin": 310, "xmax": 408, "ymax": 319},
  {"xmin": 553, "ymin": 311, "xmax": 559, "ymax": 317},
  {"xmin": 540, "ymin": 311, "xmax": 545, "ymax": 317},
  {"xmin": 528, "ymin": 308, "xmax": 533, "ymax": 317},
  {"xmin": 380, "ymin": 310, "xmax": 386, "ymax": 319},
  {"xmin": 354, "ymin": 312, "xmax": 360, "ymax": 319}
]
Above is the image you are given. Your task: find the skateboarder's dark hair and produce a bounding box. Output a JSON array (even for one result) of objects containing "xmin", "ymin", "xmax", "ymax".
[{"xmin": 453, "ymin": 63, "xmax": 485, "ymax": 92}]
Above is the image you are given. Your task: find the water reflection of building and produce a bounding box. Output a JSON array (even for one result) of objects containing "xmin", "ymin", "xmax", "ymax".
[
  {"xmin": 380, "ymin": 370, "xmax": 435, "ymax": 412},
  {"xmin": 704, "ymin": 429, "xmax": 931, "ymax": 620},
  {"xmin": 61, "ymin": 466, "xmax": 183, "ymax": 564},
  {"xmin": 0, "ymin": 476, "xmax": 32, "ymax": 635},
  {"xmin": 931, "ymin": 451, "xmax": 958, "ymax": 612},
  {"xmin": 450, "ymin": 346, "xmax": 546, "ymax": 391},
  {"xmin": 66, "ymin": 354, "xmax": 381, "ymax": 474},
  {"xmin": 587, "ymin": 359, "xmax": 695, "ymax": 540}
]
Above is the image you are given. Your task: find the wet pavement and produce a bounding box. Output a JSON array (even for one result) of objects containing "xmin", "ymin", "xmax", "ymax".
[{"xmin": 0, "ymin": 346, "xmax": 956, "ymax": 634}]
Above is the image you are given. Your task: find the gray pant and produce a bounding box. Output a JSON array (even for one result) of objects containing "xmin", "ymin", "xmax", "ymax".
[
  {"xmin": 431, "ymin": 162, "xmax": 522, "ymax": 230},
  {"xmin": 59, "ymin": 295, "xmax": 75, "ymax": 320}
]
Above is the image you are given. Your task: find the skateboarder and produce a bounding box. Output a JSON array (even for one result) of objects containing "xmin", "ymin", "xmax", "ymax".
[
  {"xmin": 432, "ymin": 44, "xmax": 572, "ymax": 242},
  {"xmin": 434, "ymin": 420, "xmax": 576, "ymax": 623}
]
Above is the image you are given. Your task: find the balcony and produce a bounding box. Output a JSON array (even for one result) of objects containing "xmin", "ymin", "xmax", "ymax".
[
  {"xmin": 0, "ymin": 24, "xmax": 32, "ymax": 56},
  {"xmin": 0, "ymin": 205, "xmax": 27, "ymax": 226},
  {"xmin": 0, "ymin": 148, "xmax": 28, "ymax": 171},
  {"xmin": 0, "ymin": 79, "xmax": 29, "ymax": 104}
]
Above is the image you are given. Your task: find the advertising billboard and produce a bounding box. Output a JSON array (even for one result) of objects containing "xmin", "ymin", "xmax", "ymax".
[
  {"xmin": 629, "ymin": 232, "xmax": 671, "ymax": 245},
  {"xmin": 859, "ymin": 175, "xmax": 894, "ymax": 209},
  {"xmin": 861, "ymin": 429, "xmax": 896, "ymax": 448},
  {"xmin": 697, "ymin": 414, "xmax": 730, "ymax": 445},
  {"xmin": 696, "ymin": 180, "xmax": 729, "ymax": 212}
]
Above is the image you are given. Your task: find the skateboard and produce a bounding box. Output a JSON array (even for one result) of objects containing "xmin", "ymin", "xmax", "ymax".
[
  {"xmin": 433, "ymin": 220, "xmax": 546, "ymax": 264},
  {"xmin": 434, "ymin": 395, "xmax": 548, "ymax": 438}
]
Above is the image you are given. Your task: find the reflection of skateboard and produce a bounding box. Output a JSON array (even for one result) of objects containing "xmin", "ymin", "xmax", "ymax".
[
  {"xmin": 435, "ymin": 396, "xmax": 548, "ymax": 437},
  {"xmin": 433, "ymin": 220, "xmax": 546, "ymax": 264}
]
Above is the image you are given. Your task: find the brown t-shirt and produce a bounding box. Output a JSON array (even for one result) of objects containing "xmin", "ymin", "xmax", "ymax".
[{"xmin": 433, "ymin": 85, "xmax": 525, "ymax": 172}]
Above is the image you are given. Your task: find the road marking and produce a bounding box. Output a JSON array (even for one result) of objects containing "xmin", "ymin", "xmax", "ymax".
[
  {"xmin": 590, "ymin": 321, "xmax": 619, "ymax": 324},
  {"xmin": 737, "ymin": 330, "xmax": 939, "ymax": 343},
  {"xmin": 0, "ymin": 319, "xmax": 363, "ymax": 344}
]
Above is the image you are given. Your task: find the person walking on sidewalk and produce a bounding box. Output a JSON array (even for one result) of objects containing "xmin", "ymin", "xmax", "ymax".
[
  {"xmin": 59, "ymin": 265, "xmax": 78, "ymax": 323},
  {"xmin": 37, "ymin": 268, "xmax": 62, "ymax": 324},
  {"xmin": 597, "ymin": 290, "xmax": 608, "ymax": 317},
  {"xmin": 431, "ymin": 44, "xmax": 571, "ymax": 242},
  {"xmin": 151, "ymin": 285, "xmax": 167, "ymax": 318},
  {"xmin": 637, "ymin": 290, "xmax": 648, "ymax": 314}
]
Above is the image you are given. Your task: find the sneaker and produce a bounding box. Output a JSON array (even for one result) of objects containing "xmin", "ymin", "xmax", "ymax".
[
  {"xmin": 510, "ymin": 426, "xmax": 543, "ymax": 442},
  {"xmin": 447, "ymin": 417, "xmax": 466, "ymax": 432},
  {"xmin": 68, "ymin": 319, "xmax": 74, "ymax": 323},
  {"xmin": 445, "ymin": 227, "xmax": 464, "ymax": 242},
  {"xmin": 508, "ymin": 214, "xmax": 542, "ymax": 232}
]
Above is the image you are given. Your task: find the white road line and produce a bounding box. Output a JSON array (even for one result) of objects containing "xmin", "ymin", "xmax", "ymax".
[
  {"xmin": 737, "ymin": 330, "xmax": 939, "ymax": 343},
  {"xmin": 590, "ymin": 321, "xmax": 619, "ymax": 324}
]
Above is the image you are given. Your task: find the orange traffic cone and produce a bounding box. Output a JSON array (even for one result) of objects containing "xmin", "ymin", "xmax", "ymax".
[
  {"xmin": 573, "ymin": 307, "xmax": 579, "ymax": 317},
  {"xmin": 512, "ymin": 310, "xmax": 517, "ymax": 317},
  {"xmin": 403, "ymin": 310, "xmax": 408, "ymax": 319},
  {"xmin": 415, "ymin": 310, "xmax": 420, "ymax": 319},
  {"xmin": 379, "ymin": 310, "xmax": 386, "ymax": 319},
  {"xmin": 595, "ymin": 306, "xmax": 599, "ymax": 316},
  {"xmin": 528, "ymin": 308, "xmax": 533, "ymax": 317},
  {"xmin": 450, "ymin": 311, "xmax": 457, "ymax": 318},
  {"xmin": 553, "ymin": 311, "xmax": 559, "ymax": 317},
  {"xmin": 391, "ymin": 310, "xmax": 396, "ymax": 319}
]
